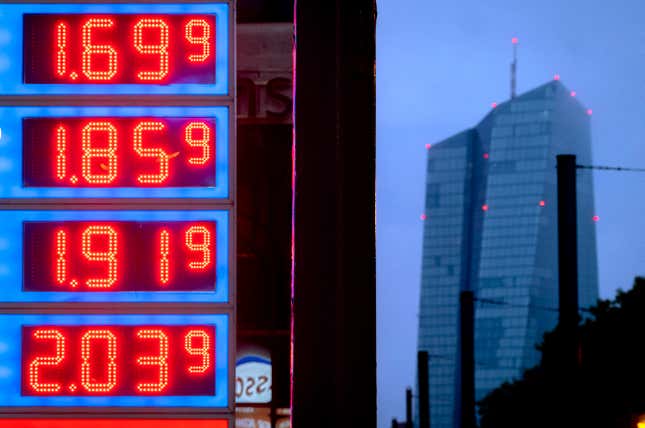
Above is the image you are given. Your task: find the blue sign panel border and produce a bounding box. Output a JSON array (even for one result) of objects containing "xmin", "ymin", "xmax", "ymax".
[
  {"xmin": 0, "ymin": 313, "xmax": 229, "ymax": 408},
  {"xmin": 0, "ymin": 106, "xmax": 229, "ymax": 199},
  {"xmin": 0, "ymin": 3, "xmax": 229, "ymax": 95},
  {"xmin": 0, "ymin": 210, "xmax": 229, "ymax": 303}
]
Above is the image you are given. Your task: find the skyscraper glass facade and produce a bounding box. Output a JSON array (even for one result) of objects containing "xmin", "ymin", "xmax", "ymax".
[{"xmin": 416, "ymin": 81, "xmax": 599, "ymax": 428}]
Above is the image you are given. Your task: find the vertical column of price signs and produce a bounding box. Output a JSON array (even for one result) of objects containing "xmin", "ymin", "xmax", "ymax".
[{"xmin": 0, "ymin": 2, "xmax": 234, "ymax": 427}]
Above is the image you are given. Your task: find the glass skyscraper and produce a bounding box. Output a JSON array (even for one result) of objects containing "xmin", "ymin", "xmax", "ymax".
[{"xmin": 417, "ymin": 80, "xmax": 599, "ymax": 428}]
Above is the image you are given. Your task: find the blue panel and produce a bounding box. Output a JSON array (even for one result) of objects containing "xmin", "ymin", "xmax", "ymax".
[
  {"xmin": 0, "ymin": 210, "xmax": 229, "ymax": 303},
  {"xmin": 0, "ymin": 3, "xmax": 229, "ymax": 95},
  {"xmin": 0, "ymin": 313, "xmax": 229, "ymax": 407},
  {"xmin": 0, "ymin": 106, "xmax": 229, "ymax": 198}
]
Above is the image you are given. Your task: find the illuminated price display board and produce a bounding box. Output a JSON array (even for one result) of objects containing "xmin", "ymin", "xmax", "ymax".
[
  {"xmin": 0, "ymin": 106, "xmax": 230, "ymax": 198},
  {"xmin": 0, "ymin": 314, "xmax": 228, "ymax": 407},
  {"xmin": 0, "ymin": 210, "xmax": 229, "ymax": 302},
  {"xmin": 24, "ymin": 14, "xmax": 217, "ymax": 85},
  {"xmin": 0, "ymin": 3, "xmax": 230, "ymax": 95},
  {"xmin": 0, "ymin": 0, "xmax": 235, "ymax": 423}
]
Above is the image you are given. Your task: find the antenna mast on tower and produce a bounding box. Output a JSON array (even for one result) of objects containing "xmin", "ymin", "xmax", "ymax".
[{"xmin": 511, "ymin": 37, "xmax": 518, "ymax": 98}]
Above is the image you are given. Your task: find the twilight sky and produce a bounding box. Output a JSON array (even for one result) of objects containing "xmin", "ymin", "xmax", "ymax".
[{"xmin": 376, "ymin": 0, "xmax": 645, "ymax": 426}]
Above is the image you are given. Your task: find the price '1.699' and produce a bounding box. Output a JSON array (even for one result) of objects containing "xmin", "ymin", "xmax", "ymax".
[{"xmin": 24, "ymin": 14, "xmax": 216, "ymax": 84}]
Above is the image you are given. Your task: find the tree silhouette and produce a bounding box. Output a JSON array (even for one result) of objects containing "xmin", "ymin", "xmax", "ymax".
[{"xmin": 478, "ymin": 277, "xmax": 645, "ymax": 428}]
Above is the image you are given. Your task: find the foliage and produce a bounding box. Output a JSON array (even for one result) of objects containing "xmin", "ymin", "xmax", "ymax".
[{"xmin": 477, "ymin": 277, "xmax": 645, "ymax": 428}]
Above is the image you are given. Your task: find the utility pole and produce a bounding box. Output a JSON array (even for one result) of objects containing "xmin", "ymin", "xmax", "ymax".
[
  {"xmin": 460, "ymin": 290, "xmax": 475, "ymax": 428},
  {"xmin": 418, "ymin": 351, "xmax": 430, "ymax": 428},
  {"xmin": 406, "ymin": 387, "xmax": 413, "ymax": 428},
  {"xmin": 556, "ymin": 154, "xmax": 580, "ymax": 427},
  {"xmin": 556, "ymin": 154, "xmax": 579, "ymax": 370}
]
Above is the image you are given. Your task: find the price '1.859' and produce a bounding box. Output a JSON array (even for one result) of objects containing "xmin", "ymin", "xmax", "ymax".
[{"xmin": 23, "ymin": 117, "xmax": 216, "ymax": 188}]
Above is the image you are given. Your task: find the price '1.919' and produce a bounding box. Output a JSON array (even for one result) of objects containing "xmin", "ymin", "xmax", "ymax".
[{"xmin": 24, "ymin": 221, "xmax": 217, "ymax": 292}]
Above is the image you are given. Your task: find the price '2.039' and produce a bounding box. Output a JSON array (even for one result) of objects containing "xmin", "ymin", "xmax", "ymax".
[{"xmin": 23, "ymin": 326, "xmax": 216, "ymax": 396}]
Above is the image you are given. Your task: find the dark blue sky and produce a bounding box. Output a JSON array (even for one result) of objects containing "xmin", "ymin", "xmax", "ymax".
[{"xmin": 376, "ymin": 0, "xmax": 645, "ymax": 426}]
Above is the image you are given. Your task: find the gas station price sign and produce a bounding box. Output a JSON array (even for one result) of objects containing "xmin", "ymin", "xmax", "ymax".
[{"xmin": 0, "ymin": 0, "xmax": 236, "ymax": 420}]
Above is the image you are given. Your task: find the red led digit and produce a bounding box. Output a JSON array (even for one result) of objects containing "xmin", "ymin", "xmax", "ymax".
[
  {"xmin": 55, "ymin": 125, "xmax": 67, "ymax": 181},
  {"xmin": 55, "ymin": 229, "xmax": 67, "ymax": 286},
  {"xmin": 133, "ymin": 121, "xmax": 170, "ymax": 184},
  {"xmin": 185, "ymin": 226, "xmax": 212, "ymax": 270},
  {"xmin": 184, "ymin": 121, "xmax": 212, "ymax": 165},
  {"xmin": 135, "ymin": 329, "xmax": 169, "ymax": 393},
  {"xmin": 28, "ymin": 329, "xmax": 66, "ymax": 393},
  {"xmin": 80, "ymin": 329, "xmax": 118, "ymax": 393},
  {"xmin": 159, "ymin": 229, "xmax": 171, "ymax": 285},
  {"xmin": 82, "ymin": 18, "xmax": 118, "ymax": 81},
  {"xmin": 55, "ymin": 21, "xmax": 68, "ymax": 77},
  {"xmin": 82, "ymin": 121, "xmax": 118, "ymax": 184},
  {"xmin": 133, "ymin": 18, "xmax": 170, "ymax": 81},
  {"xmin": 81, "ymin": 225, "xmax": 119, "ymax": 288},
  {"xmin": 184, "ymin": 329, "xmax": 211, "ymax": 374},
  {"xmin": 185, "ymin": 19, "xmax": 212, "ymax": 63}
]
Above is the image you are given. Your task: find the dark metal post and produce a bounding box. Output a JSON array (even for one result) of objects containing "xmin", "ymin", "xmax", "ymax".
[
  {"xmin": 406, "ymin": 387, "xmax": 413, "ymax": 428},
  {"xmin": 555, "ymin": 154, "xmax": 580, "ymax": 426},
  {"xmin": 460, "ymin": 291, "xmax": 475, "ymax": 428},
  {"xmin": 292, "ymin": 1, "xmax": 376, "ymax": 428},
  {"xmin": 418, "ymin": 351, "xmax": 430, "ymax": 428},
  {"xmin": 556, "ymin": 154, "xmax": 579, "ymax": 368}
]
